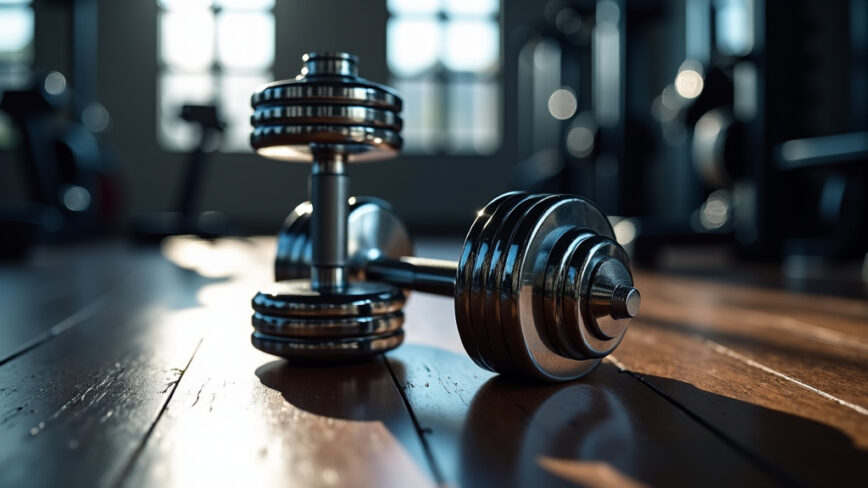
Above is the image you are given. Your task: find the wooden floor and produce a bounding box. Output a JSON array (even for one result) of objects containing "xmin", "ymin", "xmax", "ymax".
[{"xmin": 0, "ymin": 236, "xmax": 865, "ymax": 487}]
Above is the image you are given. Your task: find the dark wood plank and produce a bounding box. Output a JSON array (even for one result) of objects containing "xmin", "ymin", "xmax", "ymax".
[
  {"xmin": 633, "ymin": 271, "xmax": 868, "ymax": 420},
  {"xmin": 0, "ymin": 244, "xmax": 136, "ymax": 362},
  {"xmin": 385, "ymin": 344, "xmax": 778, "ymax": 487},
  {"xmin": 637, "ymin": 272, "xmax": 868, "ymax": 341},
  {"xmin": 612, "ymin": 272, "xmax": 868, "ymax": 485},
  {"xmin": 0, "ymin": 248, "xmax": 212, "ymax": 487},
  {"xmin": 121, "ymin": 273, "xmax": 437, "ymax": 488}
]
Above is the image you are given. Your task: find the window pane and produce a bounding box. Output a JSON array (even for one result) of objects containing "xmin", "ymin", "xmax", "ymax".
[
  {"xmin": 158, "ymin": 72, "xmax": 215, "ymax": 150},
  {"xmin": 158, "ymin": 0, "xmax": 212, "ymax": 11},
  {"xmin": 160, "ymin": 10, "xmax": 215, "ymax": 71},
  {"xmin": 387, "ymin": 0, "xmax": 440, "ymax": 15},
  {"xmin": 444, "ymin": 0, "xmax": 498, "ymax": 17},
  {"xmin": 0, "ymin": 7, "xmax": 33, "ymax": 62},
  {"xmin": 447, "ymin": 81, "xmax": 498, "ymax": 154},
  {"xmin": 392, "ymin": 78, "xmax": 440, "ymax": 153},
  {"xmin": 220, "ymin": 73, "xmax": 270, "ymax": 151},
  {"xmin": 216, "ymin": 12, "xmax": 274, "ymax": 71},
  {"xmin": 387, "ymin": 18, "xmax": 440, "ymax": 77},
  {"xmin": 215, "ymin": 0, "xmax": 274, "ymax": 9},
  {"xmin": 442, "ymin": 19, "xmax": 498, "ymax": 73}
]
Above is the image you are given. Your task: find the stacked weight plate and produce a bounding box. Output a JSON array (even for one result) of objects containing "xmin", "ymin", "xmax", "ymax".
[
  {"xmin": 251, "ymin": 280, "xmax": 406, "ymax": 363},
  {"xmin": 249, "ymin": 52, "xmax": 403, "ymax": 162},
  {"xmin": 454, "ymin": 192, "xmax": 634, "ymax": 381}
]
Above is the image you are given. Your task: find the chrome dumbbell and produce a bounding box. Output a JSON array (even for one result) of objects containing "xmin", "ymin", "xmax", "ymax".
[
  {"xmin": 268, "ymin": 193, "xmax": 640, "ymax": 382},
  {"xmin": 249, "ymin": 52, "xmax": 408, "ymax": 362}
]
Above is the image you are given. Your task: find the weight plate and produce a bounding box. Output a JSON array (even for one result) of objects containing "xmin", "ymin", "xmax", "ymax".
[
  {"xmin": 510, "ymin": 196, "xmax": 617, "ymax": 381},
  {"xmin": 251, "ymin": 82, "xmax": 402, "ymax": 112},
  {"xmin": 251, "ymin": 124, "xmax": 402, "ymax": 162},
  {"xmin": 474, "ymin": 194, "xmax": 544, "ymax": 374},
  {"xmin": 252, "ymin": 310, "xmax": 404, "ymax": 338},
  {"xmin": 540, "ymin": 227, "xmax": 594, "ymax": 359},
  {"xmin": 253, "ymin": 280, "xmax": 404, "ymax": 318},
  {"xmin": 275, "ymin": 202, "xmax": 314, "ymax": 281},
  {"xmin": 252, "ymin": 104, "xmax": 403, "ymax": 132},
  {"xmin": 486, "ymin": 194, "xmax": 569, "ymax": 377},
  {"xmin": 454, "ymin": 192, "xmax": 526, "ymax": 372},
  {"xmin": 562, "ymin": 236, "xmax": 630, "ymax": 358},
  {"xmin": 251, "ymin": 329, "xmax": 404, "ymax": 363}
]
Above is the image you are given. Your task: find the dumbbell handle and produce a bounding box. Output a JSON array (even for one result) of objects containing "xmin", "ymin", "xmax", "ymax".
[
  {"xmin": 366, "ymin": 254, "xmax": 640, "ymax": 321},
  {"xmin": 366, "ymin": 256, "xmax": 457, "ymax": 297}
]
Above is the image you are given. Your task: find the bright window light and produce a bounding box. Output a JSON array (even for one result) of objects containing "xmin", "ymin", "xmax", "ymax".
[
  {"xmin": 215, "ymin": 0, "xmax": 274, "ymax": 10},
  {"xmin": 160, "ymin": 10, "xmax": 215, "ymax": 71},
  {"xmin": 387, "ymin": 18, "xmax": 440, "ymax": 77},
  {"xmin": 444, "ymin": 0, "xmax": 499, "ymax": 17},
  {"xmin": 158, "ymin": 0, "xmax": 211, "ymax": 11},
  {"xmin": 387, "ymin": 0, "xmax": 501, "ymax": 155},
  {"xmin": 443, "ymin": 19, "xmax": 499, "ymax": 73},
  {"xmin": 156, "ymin": 0, "xmax": 274, "ymax": 152},
  {"xmin": 387, "ymin": 0, "xmax": 440, "ymax": 16},
  {"xmin": 0, "ymin": 7, "xmax": 33, "ymax": 56},
  {"xmin": 216, "ymin": 12, "xmax": 274, "ymax": 71}
]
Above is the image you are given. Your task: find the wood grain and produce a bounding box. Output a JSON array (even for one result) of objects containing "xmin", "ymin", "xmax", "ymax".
[
  {"xmin": 611, "ymin": 273, "xmax": 868, "ymax": 485},
  {"xmin": 0, "ymin": 250, "xmax": 209, "ymax": 487},
  {"xmin": 385, "ymin": 344, "xmax": 778, "ymax": 487},
  {"xmin": 0, "ymin": 244, "xmax": 135, "ymax": 362},
  {"xmin": 1, "ymin": 238, "xmax": 864, "ymax": 487},
  {"xmin": 122, "ymin": 275, "xmax": 436, "ymax": 488}
]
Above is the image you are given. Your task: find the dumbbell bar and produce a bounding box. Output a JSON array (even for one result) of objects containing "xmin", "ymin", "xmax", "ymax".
[
  {"xmin": 251, "ymin": 52, "xmax": 403, "ymax": 291},
  {"xmin": 249, "ymin": 53, "xmax": 411, "ymax": 362},
  {"xmin": 271, "ymin": 192, "xmax": 640, "ymax": 381}
]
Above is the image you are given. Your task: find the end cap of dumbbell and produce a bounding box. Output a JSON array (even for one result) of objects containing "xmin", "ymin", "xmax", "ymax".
[{"xmin": 588, "ymin": 258, "xmax": 639, "ymax": 340}]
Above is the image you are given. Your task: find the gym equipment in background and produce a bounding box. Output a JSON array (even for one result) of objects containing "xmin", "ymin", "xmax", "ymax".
[
  {"xmin": 0, "ymin": 71, "xmax": 121, "ymax": 258},
  {"xmin": 132, "ymin": 104, "xmax": 231, "ymax": 243}
]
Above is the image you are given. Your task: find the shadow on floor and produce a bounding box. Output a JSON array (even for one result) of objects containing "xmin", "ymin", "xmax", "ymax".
[{"xmin": 255, "ymin": 344, "xmax": 866, "ymax": 487}]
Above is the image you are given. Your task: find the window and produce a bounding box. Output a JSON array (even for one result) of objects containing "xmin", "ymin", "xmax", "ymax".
[
  {"xmin": 386, "ymin": 0, "xmax": 501, "ymax": 154},
  {"xmin": 0, "ymin": 0, "xmax": 34, "ymax": 89},
  {"xmin": 157, "ymin": 0, "xmax": 274, "ymax": 152}
]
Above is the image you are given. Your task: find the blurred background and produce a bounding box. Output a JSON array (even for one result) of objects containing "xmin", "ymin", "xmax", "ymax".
[{"xmin": 0, "ymin": 0, "xmax": 866, "ymax": 285}]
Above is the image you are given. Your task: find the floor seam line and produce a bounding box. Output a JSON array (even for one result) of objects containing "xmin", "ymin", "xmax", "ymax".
[
  {"xmin": 109, "ymin": 337, "xmax": 204, "ymax": 488},
  {"xmin": 0, "ymin": 268, "xmax": 141, "ymax": 368},
  {"xmin": 383, "ymin": 355, "xmax": 447, "ymax": 486},
  {"xmin": 607, "ymin": 357, "xmax": 801, "ymax": 486}
]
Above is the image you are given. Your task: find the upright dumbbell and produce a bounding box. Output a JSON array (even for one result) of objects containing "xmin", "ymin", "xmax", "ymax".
[
  {"xmin": 249, "ymin": 52, "xmax": 408, "ymax": 362},
  {"xmin": 266, "ymin": 192, "xmax": 641, "ymax": 382}
]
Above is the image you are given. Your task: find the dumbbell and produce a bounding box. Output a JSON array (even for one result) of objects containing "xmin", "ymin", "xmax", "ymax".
[
  {"xmin": 267, "ymin": 192, "xmax": 640, "ymax": 382},
  {"xmin": 249, "ymin": 52, "xmax": 409, "ymax": 363}
]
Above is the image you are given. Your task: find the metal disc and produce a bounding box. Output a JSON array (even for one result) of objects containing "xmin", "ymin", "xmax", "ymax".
[
  {"xmin": 252, "ymin": 280, "xmax": 404, "ymax": 318},
  {"xmin": 472, "ymin": 193, "xmax": 546, "ymax": 373},
  {"xmin": 540, "ymin": 227, "xmax": 595, "ymax": 359},
  {"xmin": 274, "ymin": 196, "xmax": 413, "ymax": 282},
  {"xmin": 510, "ymin": 196, "xmax": 617, "ymax": 381},
  {"xmin": 252, "ymin": 310, "xmax": 404, "ymax": 338},
  {"xmin": 562, "ymin": 236, "xmax": 631, "ymax": 357},
  {"xmin": 275, "ymin": 202, "xmax": 314, "ymax": 281},
  {"xmin": 251, "ymin": 329, "xmax": 404, "ymax": 363},
  {"xmin": 454, "ymin": 192, "xmax": 523, "ymax": 371},
  {"xmin": 455, "ymin": 192, "xmax": 526, "ymax": 372},
  {"xmin": 251, "ymin": 124, "xmax": 401, "ymax": 162},
  {"xmin": 486, "ymin": 194, "xmax": 569, "ymax": 377},
  {"xmin": 252, "ymin": 105, "xmax": 402, "ymax": 132},
  {"xmin": 251, "ymin": 82, "xmax": 402, "ymax": 112}
]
